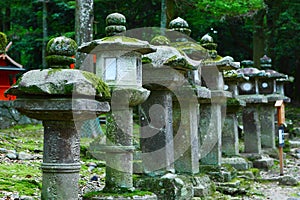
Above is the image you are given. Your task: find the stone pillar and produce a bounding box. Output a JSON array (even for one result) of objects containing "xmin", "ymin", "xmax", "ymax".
[
  {"xmin": 140, "ymin": 90, "xmax": 174, "ymax": 175},
  {"xmin": 104, "ymin": 108, "xmax": 134, "ymax": 190},
  {"xmin": 42, "ymin": 120, "xmax": 81, "ymax": 199},
  {"xmin": 222, "ymin": 99, "xmax": 245, "ymax": 156},
  {"xmin": 199, "ymin": 96, "xmax": 223, "ymax": 165},
  {"xmin": 259, "ymin": 105, "xmax": 276, "ymax": 149},
  {"xmin": 173, "ymin": 86, "xmax": 199, "ymax": 174},
  {"xmin": 199, "ymin": 64, "xmax": 231, "ymax": 165},
  {"xmin": 243, "ymin": 104, "xmax": 262, "ymax": 153},
  {"xmin": 222, "ymin": 114, "xmax": 239, "ymax": 156}
]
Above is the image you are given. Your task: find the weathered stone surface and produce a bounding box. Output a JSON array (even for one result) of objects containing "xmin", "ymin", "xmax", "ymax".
[
  {"xmin": 192, "ymin": 175, "xmax": 215, "ymax": 197},
  {"xmin": 242, "ymin": 105, "xmax": 262, "ymax": 154},
  {"xmin": 18, "ymin": 151, "xmax": 34, "ymax": 160},
  {"xmin": 143, "ymin": 45, "xmax": 198, "ymax": 71},
  {"xmin": 12, "ymin": 98, "xmax": 110, "ymax": 121},
  {"xmin": 222, "ymin": 113, "xmax": 239, "ymax": 156},
  {"xmin": 221, "ymin": 157, "xmax": 249, "ymax": 170},
  {"xmin": 278, "ymin": 175, "xmax": 298, "ymax": 186},
  {"xmin": 0, "ymin": 101, "xmax": 40, "ymax": 129},
  {"xmin": 47, "ymin": 36, "xmax": 77, "ymax": 56},
  {"xmin": 78, "ymin": 36, "xmax": 155, "ymax": 55},
  {"xmin": 140, "ymin": 90, "xmax": 174, "ymax": 174},
  {"xmin": 134, "ymin": 173, "xmax": 194, "ymax": 200},
  {"xmin": 253, "ymin": 157, "xmax": 274, "ymax": 170},
  {"xmin": 259, "ymin": 105, "xmax": 276, "ymax": 149},
  {"xmin": 6, "ymin": 69, "xmax": 110, "ymax": 100}
]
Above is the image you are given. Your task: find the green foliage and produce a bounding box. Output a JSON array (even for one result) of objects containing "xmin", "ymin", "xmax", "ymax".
[
  {"xmin": 196, "ymin": 0, "xmax": 265, "ymax": 19},
  {"xmin": 0, "ymin": 32, "xmax": 8, "ymax": 52}
]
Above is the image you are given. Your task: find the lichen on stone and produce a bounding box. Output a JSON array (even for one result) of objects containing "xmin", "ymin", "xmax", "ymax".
[
  {"xmin": 82, "ymin": 71, "xmax": 111, "ymax": 100},
  {"xmin": 150, "ymin": 35, "xmax": 170, "ymax": 46},
  {"xmin": 46, "ymin": 55, "xmax": 75, "ymax": 68},
  {"xmin": 46, "ymin": 36, "xmax": 77, "ymax": 56}
]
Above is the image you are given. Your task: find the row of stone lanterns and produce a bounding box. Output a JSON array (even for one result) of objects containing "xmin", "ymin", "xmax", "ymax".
[
  {"xmin": 5, "ymin": 11, "xmax": 291, "ymax": 199},
  {"xmin": 223, "ymin": 57, "xmax": 290, "ymax": 156}
]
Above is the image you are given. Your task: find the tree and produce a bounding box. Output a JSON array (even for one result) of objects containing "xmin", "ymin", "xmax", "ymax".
[{"xmin": 75, "ymin": 0, "xmax": 94, "ymax": 69}]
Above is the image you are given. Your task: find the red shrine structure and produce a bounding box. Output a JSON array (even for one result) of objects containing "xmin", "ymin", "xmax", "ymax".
[{"xmin": 0, "ymin": 44, "xmax": 25, "ymax": 100}]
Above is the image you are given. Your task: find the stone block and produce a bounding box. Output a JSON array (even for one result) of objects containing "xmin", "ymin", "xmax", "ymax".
[
  {"xmin": 221, "ymin": 157, "xmax": 249, "ymax": 170},
  {"xmin": 134, "ymin": 173, "xmax": 194, "ymax": 200},
  {"xmin": 253, "ymin": 157, "xmax": 274, "ymax": 170}
]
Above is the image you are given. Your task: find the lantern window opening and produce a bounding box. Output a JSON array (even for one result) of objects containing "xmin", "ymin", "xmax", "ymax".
[
  {"xmin": 240, "ymin": 82, "xmax": 253, "ymax": 92},
  {"xmin": 224, "ymin": 84, "xmax": 229, "ymax": 91},
  {"xmin": 104, "ymin": 57, "xmax": 117, "ymax": 81}
]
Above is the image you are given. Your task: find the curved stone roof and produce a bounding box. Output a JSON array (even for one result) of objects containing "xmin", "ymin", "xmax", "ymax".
[{"xmin": 78, "ymin": 36, "xmax": 156, "ymax": 55}]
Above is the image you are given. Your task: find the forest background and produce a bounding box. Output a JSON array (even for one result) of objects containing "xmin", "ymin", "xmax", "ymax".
[{"xmin": 0, "ymin": 0, "xmax": 299, "ymax": 103}]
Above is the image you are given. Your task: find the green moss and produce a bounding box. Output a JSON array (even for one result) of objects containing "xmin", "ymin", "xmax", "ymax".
[
  {"xmin": 47, "ymin": 68, "xmax": 62, "ymax": 76},
  {"xmin": 46, "ymin": 36, "xmax": 77, "ymax": 56},
  {"xmin": 142, "ymin": 56, "xmax": 152, "ymax": 64},
  {"xmin": 101, "ymin": 36, "xmax": 141, "ymax": 43},
  {"xmin": 82, "ymin": 71, "xmax": 111, "ymax": 100},
  {"xmin": 46, "ymin": 55, "xmax": 75, "ymax": 68},
  {"xmin": 249, "ymin": 168, "xmax": 260, "ymax": 177},
  {"xmin": 150, "ymin": 35, "xmax": 170, "ymax": 45},
  {"xmin": 83, "ymin": 190, "xmax": 153, "ymax": 199},
  {"xmin": 0, "ymin": 162, "xmax": 42, "ymax": 196},
  {"xmin": 0, "ymin": 32, "xmax": 8, "ymax": 53}
]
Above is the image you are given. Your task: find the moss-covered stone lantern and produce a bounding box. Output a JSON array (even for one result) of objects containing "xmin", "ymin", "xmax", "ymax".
[
  {"xmin": 78, "ymin": 13, "xmax": 156, "ymax": 196},
  {"xmin": 6, "ymin": 36, "xmax": 111, "ymax": 199}
]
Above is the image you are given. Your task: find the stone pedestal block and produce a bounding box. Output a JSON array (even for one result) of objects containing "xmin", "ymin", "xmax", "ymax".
[
  {"xmin": 140, "ymin": 90, "xmax": 174, "ymax": 174},
  {"xmin": 243, "ymin": 105, "xmax": 262, "ymax": 154},
  {"xmin": 173, "ymin": 89, "xmax": 199, "ymax": 174},
  {"xmin": 222, "ymin": 113, "xmax": 239, "ymax": 156},
  {"xmin": 260, "ymin": 105, "xmax": 276, "ymax": 149}
]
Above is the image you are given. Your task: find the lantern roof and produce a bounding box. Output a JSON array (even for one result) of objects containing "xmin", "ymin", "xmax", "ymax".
[{"xmin": 78, "ymin": 36, "xmax": 156, "ymax": 55}]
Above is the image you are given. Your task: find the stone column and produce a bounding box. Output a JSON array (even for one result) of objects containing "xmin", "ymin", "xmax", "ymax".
[
  {"xmin": 173, "ymin": 86, "xmax": 199, "ymax": 174},
  {"xmin": 199, "ymin": 94, "xmax": 224, "ymax": 165},
  {"xmin": 140, "ymin": 90, "xmax": 174, "ymax": 175},
  {"xmin": 222, "ymin": 99, "xmax": 245, "ymax": 156},
  {"xmin": 11, "ymin": 98, "xmax": 110, "ymax": 200},
  {"xmin": 243, "ymin": 104, "xmax": 262, "ymax": 154},
  {"xmin": 259, "ymin": 105, "xmax": 276, "ymax": 149},
  {"xmin": 104, "ymin": 108, "xmax": 134, "ymax": 190},
  {"xmin": 237, "ymin": 95, "xmax": 267, "ymax": 154},
  {"xmin": 42, "ymin": 120, "xmax": 81, "ymax": 199}
]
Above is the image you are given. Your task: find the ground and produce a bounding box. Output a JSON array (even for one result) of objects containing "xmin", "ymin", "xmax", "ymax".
[{"xmin": 0, "ymin": 104, "xmax": 300, "ymax": 199}]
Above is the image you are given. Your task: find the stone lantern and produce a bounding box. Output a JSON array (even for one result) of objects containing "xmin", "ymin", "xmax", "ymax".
[
  {"xmin": 140, "ymin": 34, "xmax": 209, "ymax": 176},
  {"xmin": 78, "ymin": 13, "xmax": 156, "ymax": 195},
  {"xmin": 6, "ymin": 36, "xmax": 111, "ymax": 199},
  {"xmin": 198, "ymin": 34, "xmax": 238, "ymax": 166},
  {"xmin": 222, "ymin": 70, "xmax": 247, "ymax": 157},
  {"xmin": 236, "ymin": 61, "xmax": 268, "ymax": 154},
  {"xmin": 259, "ymin": 56, "xmax": 290, "ymax": 150}
]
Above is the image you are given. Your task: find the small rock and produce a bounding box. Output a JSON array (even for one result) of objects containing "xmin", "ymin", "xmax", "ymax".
[
  {"xmin": 0, "ymin": 147, "xmax": 7, "ymax": 153},
  {"xmin": 87, "ymin": 162, "xmax": 97, "ymax": 172},
  {"xmin": 20, "ymin": 195, "xmax": 35, "ymax": 200},
  {"xmin": 18, "ymin": 152, "xmax": 33, "ymax": 160},
  {"xmin": 279, "ymin": 175, "xmax": 298, "ymax": 186},
  {"xmin": 90, "ymin": 175, "xmax": 98, "ymax": 181},
  {"xmin": 289, "ymin": 141, "xmax": 300, "ymax": 148},
  {"xmin": 6, "ymin": 152, "xmax": 17, "ymax": 159}
]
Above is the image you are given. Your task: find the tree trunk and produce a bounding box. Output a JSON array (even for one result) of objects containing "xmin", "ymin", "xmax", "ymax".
[
  {"xmin": 253, "ymin": 9, "xmax": 266, "ymax": 69},
  {"xmin": 42, "ymin": 0, "xmax": 48, "ymax": 69},
  {"xmin": 75, "ymin": 0, "xmax": 94, "ymax": 69},
  {"xmin": 161, "ymin": 0, "xmax": 167, "ymax": 29},
  {"xmin": 166, "ymin": 0, "xmax": 175, "ymax": 28}
]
